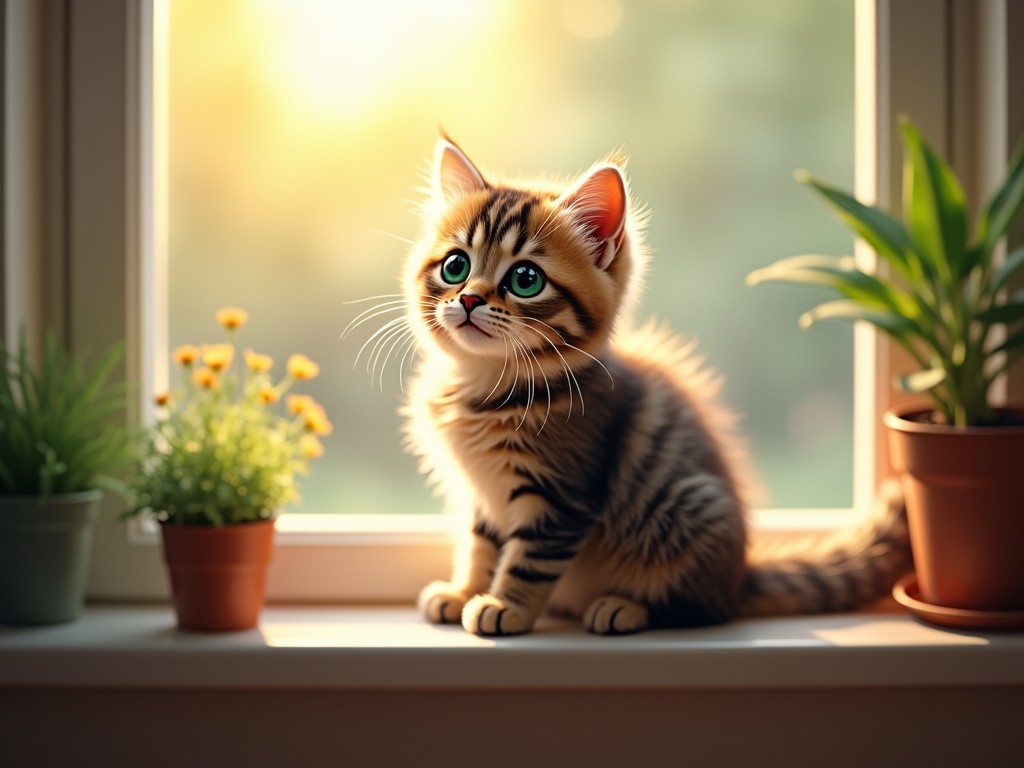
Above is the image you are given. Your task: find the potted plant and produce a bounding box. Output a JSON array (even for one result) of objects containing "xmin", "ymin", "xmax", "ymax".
[
  {"xmin": 125, "ymin": 307, "xmax": 330, "ymax": 631},
  {"xmin": 748, "ymin": 116, "xmax": 1024, "ymax": 625},
  {"xmin": 0, "ymin": 332, "xmax": 130, "ymax": 625}
]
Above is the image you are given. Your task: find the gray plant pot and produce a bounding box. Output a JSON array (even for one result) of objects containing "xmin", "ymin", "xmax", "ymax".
[{"xmin": 0, "ymin": 490, "xmax": 102, "ymax": 625}]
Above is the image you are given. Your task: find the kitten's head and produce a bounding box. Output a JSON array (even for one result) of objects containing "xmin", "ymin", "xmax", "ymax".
[{"xmin": 405, "ymin": 137, "xmax": 646, "ymax": 372}]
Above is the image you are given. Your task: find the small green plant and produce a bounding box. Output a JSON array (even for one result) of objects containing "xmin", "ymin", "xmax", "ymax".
[
  {"xmin": 748, "ymin": 116, "xmax": 1024, "ymax": 427},
  {"xmin": 126, "ymin": 308, "xmax": 330, "ymax": 526},
  {"xmin": 0, "ymin": 331, "xmax": 130, "ymax": 495}
]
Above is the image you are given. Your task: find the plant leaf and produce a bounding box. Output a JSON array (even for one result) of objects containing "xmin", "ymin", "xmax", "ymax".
[
  {"xmin": 988, "ymin": 242, "xmax": 1024, "ymax": 297},
  {"xmin": 795, "ymin": 171, "xmax": 918, "ymax": 280},
  {"xmin": 895, "ymin": 367, "xmax": 946, "ymax": 394},
  {"xmin": 748, "ymin": 254, "xmax": 922, "ymax": 319},
  {"xmin": 747, "ymin": 254, "xmax": 856, "ymax": 282},
  {"xmin": 977, "ymin": 292, "xmax": 1024, "ymax": 326},
  {"xmin": 978, "ymin": 135, "xmax": 1024, "ymax": 258},
  {"xmin": 746, "ymin": 254, "xmax": 854, "ymax": 289},
  {"xmin": 990, "ymin": 326, "xmax": 1024, "ymax": 357},
  {"xmin": 899, "ymin": 116, "xmax": 969, "ymax": 283},
  {"xmin": 798, "ymin": 299, "xmax": 918, "ymax": 339}
]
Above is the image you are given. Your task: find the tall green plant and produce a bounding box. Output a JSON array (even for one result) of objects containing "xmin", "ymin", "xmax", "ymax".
[
  {"xmin": 0, "ymin": 331, "xmax": 131, "ymax": 495},
  {"xmin": 748, "ymin": 116, "xmax": 1024, "ymax": 427}
]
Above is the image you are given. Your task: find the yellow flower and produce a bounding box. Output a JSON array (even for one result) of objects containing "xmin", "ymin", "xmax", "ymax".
[
  {"xmin": 154, "ymin": 392, "xmax": 170, "ymax": 407},
  {"xmin": 203, "ymin": 343, "xmax": 234, "ymax": 372},
  {"xmin": 245, "ymin": 349, "xmax": 274, "ymax": 373},
  {"xmin": 303, "ymin": 402, "xmax": 333, "ymax": 437},
  {"xmin": 216, "ymin": 307, "xmax": 249, "ymax": 330},
  {"xmin": 192, "ymin": 367, "xmax": 218, "ymax": 389},
  {"xmin": 172, "ymin": 345, "xmax": 201, "ymax": 367},
  {"xmin": 286, "ymin": 394, "xmax": 315, "ymax": 415},
  {"xmin": 287, "ymin": 353, "xmax": 320, "ymax": 380},
  {"xmin": 258, "ymin": 385, "xmax": 280, "ymax": 405},
  {"xmin": 299, "ymin": 434, "xmax": 325, "ymax": 459}
]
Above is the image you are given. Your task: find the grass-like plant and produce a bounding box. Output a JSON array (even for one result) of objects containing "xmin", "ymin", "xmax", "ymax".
[
  {"xmin": 748, "ymin": 116, "xmax": 1024, "ymax": 427},
  {"xmin": 126, "ymin": 308, "xmax": 331, "ymax": 526},
  {"xmin": 0, "ymin": 331, "xmax": 130, "ymax": 495}
]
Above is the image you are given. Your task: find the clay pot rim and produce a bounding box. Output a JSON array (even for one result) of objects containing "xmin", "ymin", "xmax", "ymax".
[
  {"xmin": 884, "ymin": 405, "xmax": 1024, "ymax": 436},
  {"xmin": 158, "ymin": 518, "xmax": 276, "ymax": 528}
]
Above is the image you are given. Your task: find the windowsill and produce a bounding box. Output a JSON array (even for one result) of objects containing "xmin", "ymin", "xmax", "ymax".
[{"xmin": 2, "ymin": 600, "xmax": 1022, "ymax": 691}]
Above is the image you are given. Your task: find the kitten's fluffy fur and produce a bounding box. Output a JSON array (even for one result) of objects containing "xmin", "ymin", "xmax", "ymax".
[{"xmin": 396, "ymin": 138, "xmax": 911, "ymax": 636}]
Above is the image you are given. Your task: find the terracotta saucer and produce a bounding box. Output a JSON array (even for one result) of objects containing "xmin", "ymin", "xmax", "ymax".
[{"xmin": 893, "ymin": 574, "xmax": 1024, "ymax": 631}]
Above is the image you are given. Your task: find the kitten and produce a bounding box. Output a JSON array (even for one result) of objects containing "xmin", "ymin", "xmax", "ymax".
[{"xmin": 390, "ymin": 137, "xmax": 911, "ymax": 636}]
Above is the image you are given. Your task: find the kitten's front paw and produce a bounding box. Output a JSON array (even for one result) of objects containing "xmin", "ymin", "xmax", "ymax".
[
  {"xmin": 418, "ymin": 581, "xmax": 469, "ymax": 624},
  {"xmin": 584, "ymin": 596, "xmax": 649, "ymax": 635},
  {"xmin": 462, "ymin": 594, "xmax": 533, "ymax": 637}
]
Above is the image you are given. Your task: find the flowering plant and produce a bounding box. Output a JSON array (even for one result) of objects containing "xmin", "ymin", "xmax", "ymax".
[{"xmin": 126, "ymin": 308, "xmax": 330, "ymax": 525}]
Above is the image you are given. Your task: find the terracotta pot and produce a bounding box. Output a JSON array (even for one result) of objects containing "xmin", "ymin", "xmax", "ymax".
[
  {"xmin": 0, "ymin": 490, "xmax": 102, "ymax": 625},
  {"xmin": 885, "ymin": 406, "xmax": 1024, "ymax": 612},
  {"xmin": 160, "ymin": 519, "xmax": 275, "ymax": 631}
]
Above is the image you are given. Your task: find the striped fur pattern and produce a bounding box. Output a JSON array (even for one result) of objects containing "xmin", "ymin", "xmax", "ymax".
[{"xmin": 376, "ymin": 138, "xmax": 912, "ymax": 636}]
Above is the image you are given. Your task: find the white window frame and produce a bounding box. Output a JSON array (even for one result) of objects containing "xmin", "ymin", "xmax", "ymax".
[{"xmin": 2, "ymin": 0, "xmax": 1021, "ymax": 603}]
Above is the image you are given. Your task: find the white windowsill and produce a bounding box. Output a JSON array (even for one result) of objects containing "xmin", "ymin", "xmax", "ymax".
[{"xmin": 2, "ymin": 600, "xmax": 1022, "ymax": 691}]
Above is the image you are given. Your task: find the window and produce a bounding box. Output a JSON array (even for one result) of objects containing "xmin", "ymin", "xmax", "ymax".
[
  {"xmin": 166, "ymin": 0, "xmax": 855, "ymax": 514},
  {"xmin": 6, "ymin": 0, "xmax": 1020, "ymax": 602}
]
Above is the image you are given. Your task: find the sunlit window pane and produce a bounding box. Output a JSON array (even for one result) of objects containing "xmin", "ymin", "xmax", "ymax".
[{"xmin": 167, "ymin": 0, "xmax": 854, "ymax": 513}]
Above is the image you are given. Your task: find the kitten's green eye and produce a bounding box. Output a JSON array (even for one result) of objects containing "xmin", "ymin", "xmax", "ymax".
[
  {"xmin": 441, "ymin": 250, "xmax": 471, "ymax": 284},
  {"xmin": 505, "ymin": 263, "xmax": 546, "ymax": 299}
]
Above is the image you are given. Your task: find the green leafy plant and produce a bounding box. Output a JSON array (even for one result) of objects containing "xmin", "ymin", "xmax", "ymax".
[
  {"xmin": 126, "ymin": 308, "xmax": 330, "ymax": 526},
  {"xmin": 748, "ymin": 116, "xmax": 1024, "ymax": 427},
  {"xmin": 0, "ymin": 331, "xmax": 130, "ymax": 495}
]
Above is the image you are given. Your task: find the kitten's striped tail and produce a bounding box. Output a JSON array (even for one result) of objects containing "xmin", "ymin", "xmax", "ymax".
[{"xmin": 739, "ymin": 481, "xmax": 913, "ymax": 616}]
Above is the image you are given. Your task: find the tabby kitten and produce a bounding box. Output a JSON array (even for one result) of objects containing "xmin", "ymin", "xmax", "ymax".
[{"xmin": 390, "ymin": 137, "xmax": 911, "ymax": 636}]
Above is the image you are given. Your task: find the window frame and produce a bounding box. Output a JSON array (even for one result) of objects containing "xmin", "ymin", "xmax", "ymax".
[{"xmin": 2, "ymin": 0, "xmax": 1021, "ymax": 602}]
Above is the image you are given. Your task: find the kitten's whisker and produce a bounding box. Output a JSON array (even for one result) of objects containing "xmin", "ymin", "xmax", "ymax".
[
  {"xmin": 367, "ymin": 322, "xmax": 410, "ymax": 381},
  {"xmin": 354, "ymin": 317, "xmax": 408, "ymax": 370},
  {"xmin": 499, "ymin": 331, "xmax": 524, "ymax": 411},
  {"xmin": 498, "ymin": 330, "xmax": 523, "ymax": 410},
  {"xmin": 341, "ymin": 301, "xmax": 409, "ymax": 339},
  {"xmin": 519, "ymin": 335, "xmax": 553, "ymax": 434},
  {"xmin": 354, "ymin": 320, "xmax": 405, "ymax": 374},
  {"xmin": 396, "ymin": 333, "xmax": 421, "ymax": 395},
  {"xmin": 508, "ymin": 331, "xmax": 541, "ymax": 432},
  {"xmin": 507, "ymin": 317, "xmax": 584, "ymax": 419},
  {"xmin": 506, "ymin": 333, "xmax": 534, "ymax": 431},
  {"xmin": 517, "ymin": 313, "xmax": 615, "ymax": 389},
  {"xmin": 343, "ymin": 293, "xmax": 407, "ymax": 305},
  {"xmin": 484, "ymin": 333, "xmax": 513, "ymax": 403},
  {"xmin": 500, "ymin": 330, "xmax": 529, "ymax": 416},
  {"xmin": 560, "ymin": 342, "xmax": 615, "ymax": 387},
  {"xmin": 355, "ymin": 314, "xmax": 407, "ymax": 359},
  {"xmin": 516, "ymin": 318, "xmax": 613, "ymax": 391},
  {"xmin": 372, "ymin": 229, "xmax": 418, "ymax": 247},
  {"xmin": 541, "ymin": 337, "xmax": 583, "ymax": 420},
  {"xmin": 378, "ymin": 327, "xmax": 414, "ymax": 392},
  {"xmin": 372, "ymin": 324, "xmax": 408, "ymax": 382},
  {"xmin": 518, "ymin": 316, "xmax": 568, "ymax": 344}
]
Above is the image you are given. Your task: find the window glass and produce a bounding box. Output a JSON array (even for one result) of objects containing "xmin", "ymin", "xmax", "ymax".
[{"xmin": 168, "ymin": 0, "xmax": 854, "ymax": 513}]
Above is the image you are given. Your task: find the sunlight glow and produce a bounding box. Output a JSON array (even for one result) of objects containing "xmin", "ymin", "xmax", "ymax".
[
  {"xmin": 263, "ymin": 615, "xmax": 496, "ymax": 648},
  {"xmin": 167, "ymin": 0, "xmax": 858, "ymax": 513},
  {"xmin": 559, "ymin": 0, "xmax": 624, "ymax": 40},
  {"xmin": 255, "ymin": 0, "xmax": 495, "ymax": 119},
  {"xmin": 813, "ymin": 620, "xmax": 988, "ymax": 647}
]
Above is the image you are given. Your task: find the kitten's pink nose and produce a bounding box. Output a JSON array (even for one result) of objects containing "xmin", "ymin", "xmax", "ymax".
[{"xmin": 459, "ymin": 293, "xmax": 486, "ymax": 313}]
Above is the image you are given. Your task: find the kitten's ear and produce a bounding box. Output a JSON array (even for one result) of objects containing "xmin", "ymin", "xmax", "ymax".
[
  {"xmin": 557, "ymin": 164, "xmax": 627, "ymax": 270},
  {"xmin": 433, "ymin": 138, "xmax": 488, "ymax": 203}
]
